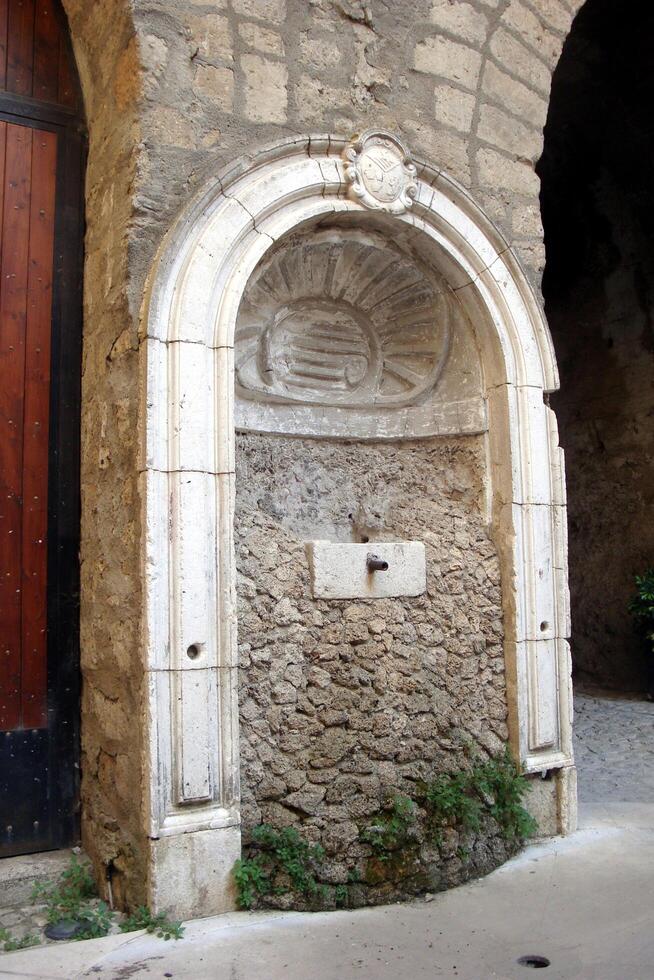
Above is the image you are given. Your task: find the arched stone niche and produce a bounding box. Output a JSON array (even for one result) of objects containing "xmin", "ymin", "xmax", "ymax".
[
  {"xmin": 142, "ymin": 133, "xmax": 575, "ymax": 918},
  {"xmin": 234, "ymin": 217, "xmax": 485, "ymax": 439}
]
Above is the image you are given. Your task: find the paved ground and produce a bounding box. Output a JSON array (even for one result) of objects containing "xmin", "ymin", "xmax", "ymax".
[
  {"xmin": 1, "ymin": 692, "xmax": 653, "ymax": 980},
  {"xmin": 573, "ymin": 690, "xmax": 654, "ymax": 802}
]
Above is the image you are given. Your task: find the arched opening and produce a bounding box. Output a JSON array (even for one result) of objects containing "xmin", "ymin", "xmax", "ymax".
[
  {"xmin": 143, "ymin": 136, "xmax": 574, "ymax": 917},
  {"xmin": 0, "ymin": 0, "xmax": 85, "ymax": 857},
  {"xmin": 539, "ymin": 1, "xmax": 654, "ymax": 797}
]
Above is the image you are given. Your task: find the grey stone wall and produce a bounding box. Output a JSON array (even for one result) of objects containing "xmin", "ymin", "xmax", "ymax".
[
  {"xmin": 235, "ymin": 431, "xmax": 510, "ymax": 900},
  {"xmin": 128, "ymin": 0, "xmax": 584, "ymax": 299}
]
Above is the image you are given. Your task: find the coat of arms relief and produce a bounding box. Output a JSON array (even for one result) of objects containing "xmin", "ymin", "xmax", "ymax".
[{"xmin": 343, "ymin": 130, "xmax": 418, "ymax": 214}]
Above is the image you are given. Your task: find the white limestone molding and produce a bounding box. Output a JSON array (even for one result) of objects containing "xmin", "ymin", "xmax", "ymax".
[{"xmin": 141, "ymin": 133, "xmax": 574, "ymax": 914}]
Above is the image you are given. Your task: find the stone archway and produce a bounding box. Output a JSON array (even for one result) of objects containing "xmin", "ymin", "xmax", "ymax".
[
  {"xmin": 539, "ymin": 0, "xmax": 654, "ymax": 694},
  {"xmin": 142, "ymin": 134, "xmax": 574, "ymax": 918}
]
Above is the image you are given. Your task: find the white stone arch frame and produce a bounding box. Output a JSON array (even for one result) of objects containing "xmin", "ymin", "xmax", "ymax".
[{"xmin": 141, "ymin": 136, "xmax": 575, "ymax": 912}]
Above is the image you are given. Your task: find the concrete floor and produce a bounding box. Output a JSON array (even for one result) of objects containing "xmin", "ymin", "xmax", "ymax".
[{"xmin": 2, "ymin": 695, "xmax": 653, "ymax": 980}]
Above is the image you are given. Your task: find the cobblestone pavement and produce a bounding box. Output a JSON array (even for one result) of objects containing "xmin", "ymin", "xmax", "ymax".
[
  {"xmin": 0, "ymin": 899, "xmax": 126, "ymax": 954},
  {"xmin": 0, "ymin": 901, "xmax": 49, "ymax": 950},
  {"xmin": 573, "ymin": 689, "xmax": 654, "ymax": 804}
]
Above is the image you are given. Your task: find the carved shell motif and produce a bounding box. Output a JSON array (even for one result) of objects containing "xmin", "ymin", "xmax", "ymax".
[{"xmin": 235, "ymin": 230, "xmax": 452, "ymax": 410}]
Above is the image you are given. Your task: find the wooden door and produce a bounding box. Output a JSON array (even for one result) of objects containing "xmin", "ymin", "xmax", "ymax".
[{"xmin": 0, "ymin": 0, "xmax": 84, "ymax": 856}]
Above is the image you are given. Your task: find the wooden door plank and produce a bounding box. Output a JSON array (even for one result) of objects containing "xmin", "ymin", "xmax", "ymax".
[
  {"xmin": 0, "ymin": 122, "xmax": 31, "ymax": 730},
  {"xmin": 56, "ymin": 31, "xmax": 75, "ymax": 108},
  {"xmin": 0, "ymin": 0, "xmax": 9, "ymax": 90},
  {"xmin": 33, "ymin": 0, "xmax": 58, "ymax": 103},
  {"xmin": 6, "ymin": 0, "xmax": 35, "ymax": 97},
  {"xmin": 21, "ymin": 127, "xmax": 55, "ymax": 729}
]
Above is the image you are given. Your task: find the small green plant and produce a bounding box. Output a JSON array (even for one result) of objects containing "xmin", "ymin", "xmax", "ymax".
[
  {"xmin": 361, "ymin": 795, "xmax": 417, "ymax": 859},
  {"xmin": 0, "ymin": 927, "xmax": 41, "ymax": 952},
  {"xmin": 233, "ymin": 856, "xmax": 270, "ymax": 910},
  {"xmin": 234, "ymin": 824, "xmax": 325, "ymax": 909},
  {"xmin": 630, "ymin": 569, "xmax": 654, "ymax": 655},
  {"xmin": 31, "ymin": 855, "xmax": 185, "ymax": 943},
  {"xmin": 31, "ymin": 854, "xmax": 96, "ymax": 921},
  {"xmin": 423, "ymin": 770, "xmax": 483, "ymax": 840},
  {"xmin": 31, "ymin": 855, "xmax": 111, "ymax": 940},
  {"xmin": 71, "ymin": 902, "xmax": 114, "ymax": 940},
  {"xmin": 120, "ymin": 906, "xmax": 184, "ymax": 940},
  {"xmin": 333, "ymin": 884, "xmax": 348, "ymax": 907},
  {"xmin": 471, "ymin": 751, "xmax": 537, "ymax": 841}
]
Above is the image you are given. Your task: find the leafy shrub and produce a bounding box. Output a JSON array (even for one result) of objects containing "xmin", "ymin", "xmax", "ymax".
[{"xmin": 629, "ymin": 569, "xmax": 654, "ymax": 654}]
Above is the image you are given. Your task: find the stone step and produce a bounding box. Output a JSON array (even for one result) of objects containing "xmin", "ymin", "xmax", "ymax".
[{"xmin": 0, "ymin": 849, "xmax": 79, "ymax": 908}]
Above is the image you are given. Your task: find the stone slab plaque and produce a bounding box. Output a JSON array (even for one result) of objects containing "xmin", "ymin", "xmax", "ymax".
[{"xmin": 307, "ymin": 540, "xmax": 426, "ymax": 600}]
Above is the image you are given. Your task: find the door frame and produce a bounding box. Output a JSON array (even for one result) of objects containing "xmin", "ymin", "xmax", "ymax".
[{"xmin": 0, "ymin": 91, "xmax": 85, "ymax": 853}]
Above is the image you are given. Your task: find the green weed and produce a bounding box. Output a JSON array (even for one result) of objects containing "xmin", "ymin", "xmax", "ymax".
[
  {"xmin": 630, "ymin": 569, "xmax": 654, "ymax": 655},
  {"xmin": 361, "ymin": 795, "xmax": 417, "ymax": 859},
  {"xmin": 120, "ymin": 906, "xmax": 184, "ymax": 940},
  {"xmin": 471, "ymin": 750, "xmax": 537, "ymax": 841},
  {"xmin": 0, "ymin": 928, "xmax": 41, "ymax": 952},
  {"xmin": 31, "ymin": 855, "xmax": 184, "ymax": 942},
  {"xmin": 234, "ymin": 825, "xmax": 325, "ymax": 909}
]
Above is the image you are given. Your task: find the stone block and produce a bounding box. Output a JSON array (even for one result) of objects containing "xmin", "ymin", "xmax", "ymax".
[
  {"xmin": 524, "ymin": 772, "xmax": 558, "ymax": 835},
  {"xmin": 501, "ymin": 0, "xmax": 562, "ymax": 68},
  {"xmin": 532, "ymin": 0, "xmax": 574, "ymax": 33},
  {"xmin": 414, "ymin": 35, "xmax": 482, "ymax": 91},
  {"xmin": 482, "ymin": 61, "xmax": 548, "ymax": 129},
  {"xmin": 241, "ymin": 53, "xmax": 288, "ymax": 123},
  {"xmin": 476, "ymin": 146, "xmax": 541, "ymax": 196},
  {"xmin": 149, "ymin": 827, "xmax": 241, "ymax": 918},
  {"xmin": 489, "ymin": 28, "xmax": 551, "ymax": 95},
  {"xmin": 193, "ymin": 64, "xmax": 235, "ymax": 111},
  {"xmin": 231, "ymin": 0, "xmax": 286, "ymax": 24},
  {"xmin": 307, "ymin": 541, "xmax": 427, "ymax": 600},
  {"xmin": 184, "ymin": 13, "xmax": 233, "ymax": 64},
  {"xmin": 477, "ymin": 103, "xmax": 542, "ymax": 159},
  {"xmin": 433, "ymin": 82, "xmax": 476, "ymax": 131},
  {"xmin": 429, "ymin": 0, "xmax": 488, "ymax": 44},
  {"xmin": 237, "ymin": 21, "xmax": 284, "ymax": 56}
]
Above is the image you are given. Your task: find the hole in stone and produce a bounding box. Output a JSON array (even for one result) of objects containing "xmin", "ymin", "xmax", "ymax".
[
  {"xmin": 539, "ymin": 621, "xmax": 549, "ymax": 632},
  {"xmin": 361, "ymin": 535, "xmax": 369, "ymax": 544},
  {"xmin": 517, "ymin": 955, "xmax": 550, "ymax": 969},
  {"xmin": 187, "ymin": 643, "xmax": 201, "ymax": 660}
]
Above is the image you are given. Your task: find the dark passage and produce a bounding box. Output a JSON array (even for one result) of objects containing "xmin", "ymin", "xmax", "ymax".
[{"xmin": 538, "ymin": 0, "xmax": 654, "ymax": 692}]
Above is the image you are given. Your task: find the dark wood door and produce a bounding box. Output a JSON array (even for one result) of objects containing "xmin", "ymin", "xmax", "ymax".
[{"xmin": 0, "ymin": 0, "xmax": 84, "ymax": 857}]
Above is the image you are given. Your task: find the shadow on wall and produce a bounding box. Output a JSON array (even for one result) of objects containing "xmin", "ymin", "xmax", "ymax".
[{"xmin": 538, "ymin": 0, "xmax": 654, "ymax": 693}]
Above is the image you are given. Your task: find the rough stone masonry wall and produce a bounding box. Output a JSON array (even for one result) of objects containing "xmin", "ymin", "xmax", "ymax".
[
  {"xmin": 58, "ymin": 0, "xmax": 586, "ymax": 905},
  {"xmin": 235, "ymin": 432, "xmax": 513, "ymax": 902},
  {"xmin": 61, "ymin": 0, "xmax": 146, "ymax": 908}
]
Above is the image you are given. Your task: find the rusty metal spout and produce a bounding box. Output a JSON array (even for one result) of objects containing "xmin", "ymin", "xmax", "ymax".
[{"xmin": 366, "ymin": 553, "xmax": 389, "ymax": 572}]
